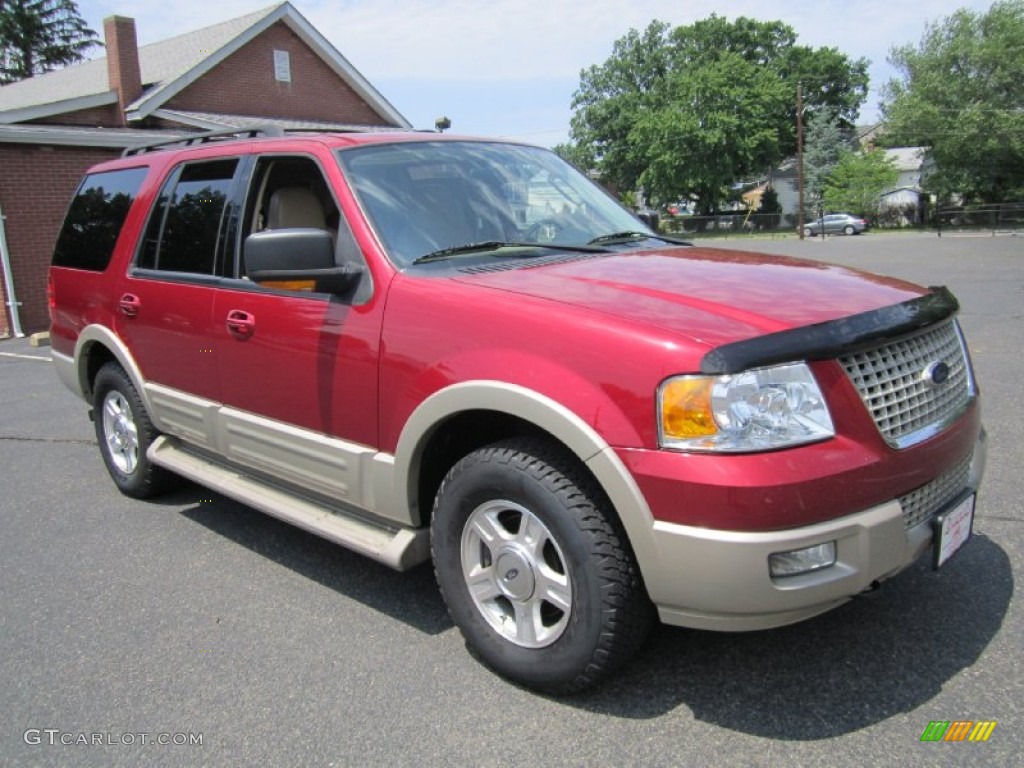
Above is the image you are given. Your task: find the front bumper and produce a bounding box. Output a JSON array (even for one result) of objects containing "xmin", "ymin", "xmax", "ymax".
[{"xmin": 637, "ymin": 430, "xmax": 986, "ymax": 632}]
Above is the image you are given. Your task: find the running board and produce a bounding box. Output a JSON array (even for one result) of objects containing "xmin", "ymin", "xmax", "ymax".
[{"xmin": 148, "ymin": 436, "xmax": 429, "ymax": 571}]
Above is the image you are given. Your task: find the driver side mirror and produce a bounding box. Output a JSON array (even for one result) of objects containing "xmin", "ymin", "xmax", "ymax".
[{"xmin": 244, "ymin": 228, "xmax": 362, "ymax": 294}]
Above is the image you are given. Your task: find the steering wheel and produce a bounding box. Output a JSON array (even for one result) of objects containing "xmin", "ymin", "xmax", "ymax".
[{"xmin": 525, "ymin": 218, "xmax": 562, "ymax": 243}]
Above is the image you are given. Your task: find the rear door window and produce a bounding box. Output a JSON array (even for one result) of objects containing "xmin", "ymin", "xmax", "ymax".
[
  {"xmin": 137, "ymin": 159, "xmax": 239, "ymax": 276},
  {"xmin": 52, "ymin": 167, "xmax": 148, "ymax": 271}
]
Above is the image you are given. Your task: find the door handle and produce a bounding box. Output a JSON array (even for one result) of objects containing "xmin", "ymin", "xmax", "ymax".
[
  {"xmin": 118, "ymin": 293, "xmax": 141, "ymax": 318},
  {"xmin": 226, "ymin": 309, "xmax": 255, "ymax": 338}
]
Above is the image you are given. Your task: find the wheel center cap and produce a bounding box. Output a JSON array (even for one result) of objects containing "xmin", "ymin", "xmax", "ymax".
[{"xmin": 495, "ymin": 550, "xmax": 535, "ymax": 601}]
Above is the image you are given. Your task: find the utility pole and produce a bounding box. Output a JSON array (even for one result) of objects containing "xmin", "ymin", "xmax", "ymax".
[{"xmin": 797, "ymin": 82, "xmax": 804, "ymax": 240}]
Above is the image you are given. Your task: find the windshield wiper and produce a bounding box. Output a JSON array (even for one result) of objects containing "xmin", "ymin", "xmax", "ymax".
[
  {"xmin": 587, "ymin": 231, "xmax": 691, "ymax": 246},
  {"xmin": 412, "ymin": 241, "xmax": 609, "ymax": 265}
]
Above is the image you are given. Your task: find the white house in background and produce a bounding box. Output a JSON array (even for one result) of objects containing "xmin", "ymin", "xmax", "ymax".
[
  {"xmin": 768, "ymin": 157, "xmax": 801, "ymax": 222},
  {"xmin": 767, "ymin": 146, "xmax": 932, "ymax": 225},
  {"xmin": 877, "ymin": 146, "xmax": 932, "ymax": 225}
]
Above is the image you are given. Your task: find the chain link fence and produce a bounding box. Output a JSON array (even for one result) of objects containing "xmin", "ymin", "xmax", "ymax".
[
  {"xmin": 935, "ymin": 203, "xmax": 1024, "ymax": 235},
  {"xmin": 658, "ymin": 203, "xmax": 1024, "ymax": 239},
  {"xmin": 661, "ymin": 212, "xmax": 792, "ymax": 238}
]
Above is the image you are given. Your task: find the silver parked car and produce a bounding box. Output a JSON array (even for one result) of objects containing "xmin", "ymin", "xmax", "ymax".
[{"xmin": 803, "ymin": 213, "xmax": 867, "ymax": 236}]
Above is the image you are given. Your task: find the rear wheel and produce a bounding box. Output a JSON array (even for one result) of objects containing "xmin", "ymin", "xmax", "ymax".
[
  {"xmin": 432, "ymin": 437, "xmax": 653, "ymax": 693},
  {"xmin": 93, "ymin": 362, "xmax": 173, "ymax": 498},
  {"xmin": 843, "ymin": 225, "xmax": 855, "ymax": 235}
]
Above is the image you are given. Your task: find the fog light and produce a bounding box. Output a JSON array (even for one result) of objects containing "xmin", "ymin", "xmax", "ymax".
[{"xmin": 769, "ymin": 542, "xmax": 837, "ymax": 577}]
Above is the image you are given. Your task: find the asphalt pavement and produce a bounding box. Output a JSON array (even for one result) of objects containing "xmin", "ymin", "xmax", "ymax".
[{"xmin": 1, "ymin": 232, "xmax": 1021, "ymax": 767}]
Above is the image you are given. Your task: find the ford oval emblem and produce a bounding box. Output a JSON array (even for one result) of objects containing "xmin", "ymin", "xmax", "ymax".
[{"xmin": 922, "ymin": 361, "xmax": 951, "ymax": 388}]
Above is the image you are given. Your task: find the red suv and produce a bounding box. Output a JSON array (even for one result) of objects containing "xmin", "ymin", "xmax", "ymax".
[{"xmin": 49, "ymin": 129, "xmax": 986, "ymax": 693}]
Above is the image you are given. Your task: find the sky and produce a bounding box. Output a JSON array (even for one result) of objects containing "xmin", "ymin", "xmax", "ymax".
[{"xmin": 73, "ymin": 0, "xmax": 996, "ymax": 146}]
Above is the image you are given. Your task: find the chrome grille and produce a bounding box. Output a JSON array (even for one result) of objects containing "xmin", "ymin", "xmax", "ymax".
[
  {"xmin": 839, "ymin": 320, "xmax": 972, "ymax": 447},
  {"xmin": 898, "ymin": 452, "xmax": 972, "ymax": 530}
]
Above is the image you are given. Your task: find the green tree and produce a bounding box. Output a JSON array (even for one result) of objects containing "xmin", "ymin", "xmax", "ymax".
[
  {"xmin": 758, "ymin": 186, "xmax": 782, "ymax": 229},
  {"xmin": 568, "ymin": 15, "xmax": 868, "ymax": 213},
  {"xmin": 569, "ymin": 21, "xmax": 674, "ymax": 196},
  {"xmin": 881, "ymin": 0, "xmax": 1024, "ymax": 202},
  {"xmin": 630, "ymin": 50, "xmax": 789, "ymax": 211},
  {"xmin": 0, "ymin": 0, "xmax": 99, "ymax": 84},
  {"xmin": 803, "ymin": 109, "xmax": 849, "ymax": 211},
  {"xmin": 822, "ymin": 150, "xmax": 899, "ymax": 217},
  {"xmin": 552, "ymin": 142, "xmax": 592, "ymax": 172}
]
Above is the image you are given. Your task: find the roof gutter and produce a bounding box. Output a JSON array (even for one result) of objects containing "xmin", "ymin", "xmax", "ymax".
[
  {"xmin": 0, "ymin": 203, "xmax": 24, "ymax": 338},
  {"xmin": 0, "ymin": 125, "xmax": 174, "ymax": 148},
  {"xmin": 0, "ymin": 91, "xmax": 119, "ymax": 125}
]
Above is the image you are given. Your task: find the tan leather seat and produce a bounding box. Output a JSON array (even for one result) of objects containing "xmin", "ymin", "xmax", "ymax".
[{"xmin": 266, "ymin": 187, "xmax": 326, "ymax": 229}]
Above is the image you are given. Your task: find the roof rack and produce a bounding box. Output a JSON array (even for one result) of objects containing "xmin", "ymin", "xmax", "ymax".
[
  {"xmin": 267, "ymin": 127, "xmax": 359, "ymax": 136},
  {"xmin": 275, "ymin": 125, "xmax": 413, "ymax": 135},
  {"xmin": 122, "ymin": 125, "xmax": 286, "ymax": 157}
]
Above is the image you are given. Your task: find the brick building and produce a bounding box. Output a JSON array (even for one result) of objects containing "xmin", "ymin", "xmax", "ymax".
[{"xmin": 0, "ymin": 2, "xmax": 411, "ymax": 337}]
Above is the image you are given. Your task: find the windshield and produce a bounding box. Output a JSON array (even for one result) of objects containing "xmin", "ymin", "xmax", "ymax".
[{"xmin": 335, "ymin": 141, "xmax": 650, "ymax": 267}]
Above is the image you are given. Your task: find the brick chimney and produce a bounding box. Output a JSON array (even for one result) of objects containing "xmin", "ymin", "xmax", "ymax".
[{"xmin": 104, "ymin": 16, "xmax": 142, "ymax": 126}]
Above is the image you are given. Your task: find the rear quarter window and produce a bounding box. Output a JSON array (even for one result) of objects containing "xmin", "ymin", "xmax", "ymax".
[{"xmin": 52, "ymin": 167, "xmax": 148, "ymax": 271}]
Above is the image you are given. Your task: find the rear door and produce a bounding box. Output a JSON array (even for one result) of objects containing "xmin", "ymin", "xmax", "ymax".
[{"xmin": 116, "ymin": 157, "xmax": 244, "ymax": 445}]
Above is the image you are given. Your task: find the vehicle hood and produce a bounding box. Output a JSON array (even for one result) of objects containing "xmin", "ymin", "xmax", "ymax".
[{"xmin": 451, "ymin": 246, "xmax": 928, "ymax": 350}]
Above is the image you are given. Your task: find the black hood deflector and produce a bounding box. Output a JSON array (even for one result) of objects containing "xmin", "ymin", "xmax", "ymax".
[{"xmin": 700, "ymin": 286, "xmax": 960, "ymax": 375}]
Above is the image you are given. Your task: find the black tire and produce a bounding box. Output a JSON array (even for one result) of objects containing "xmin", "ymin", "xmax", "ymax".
[
  {"xmin": 803, "ymin": 226, "xmax": 813, "ymax": 237},
  {"xmin": 431, "ymin": 437, "xmax": 653, "ymax": 694},
  {"xmin": 843, "ymin": 225, "xmax": 855, "ymax": 235},
  {"xmin": 93, "ymin": 362, "xmax": 174, "ymax": 499}
]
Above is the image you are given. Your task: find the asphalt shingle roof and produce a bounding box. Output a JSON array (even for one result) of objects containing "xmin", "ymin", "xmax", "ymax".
[
  {"xmin": 884, "ymin": 146, "xmax": 928, "ymax": 171},
  {"xmin": 159, "ymin": 109, "xmax": 409, "ymax": 132},
  {"xmin": 0, "ymin": 4, "xmax": 283, "ymax": 114}
]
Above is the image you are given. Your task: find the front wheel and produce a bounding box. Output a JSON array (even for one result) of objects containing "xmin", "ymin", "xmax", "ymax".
[
  {"xmin": 803, "ymin": 226, "xmax": 813, "ymax": 237},
  {"xmin": 93, "ymin": 362, "xmax": 174, "ymax": 499},
  {"xmin": 432, "ymin": 438, "xmax": 653, "ymax": 693}
]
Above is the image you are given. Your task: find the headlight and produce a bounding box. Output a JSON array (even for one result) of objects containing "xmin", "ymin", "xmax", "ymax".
[{"xmin": 658, "ymin": 362, "xmax": 834, "ymax": 452}]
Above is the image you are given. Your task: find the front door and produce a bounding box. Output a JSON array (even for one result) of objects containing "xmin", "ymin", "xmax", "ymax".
[{"xmin": 212, "ymin": 154, "xmax": 384, "ymax": 504}]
